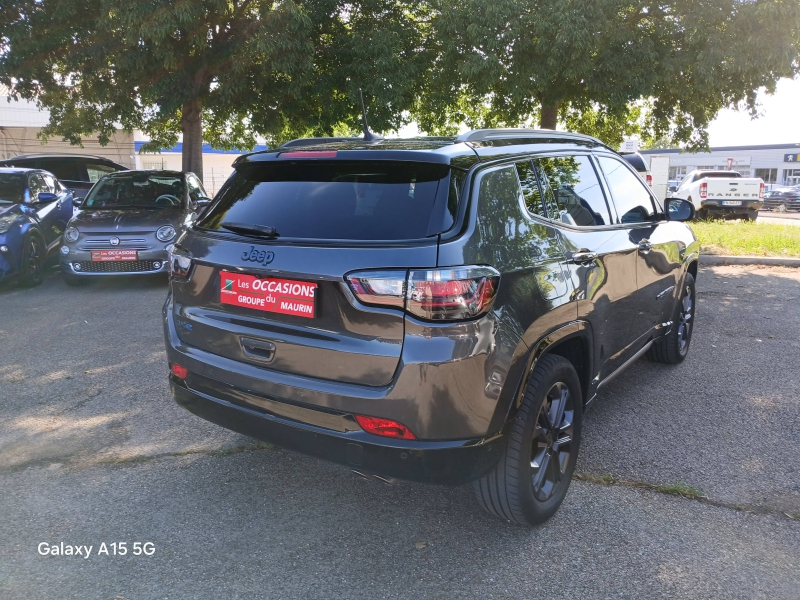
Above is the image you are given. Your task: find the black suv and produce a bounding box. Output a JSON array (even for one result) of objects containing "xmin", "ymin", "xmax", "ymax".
[
  {"xmin": 0, "ymin": 154, "xmax": 128, "ymax": 200},
  {"xmin": 164, "ymin": 129, "xmax": 700, "ymax": 525}
]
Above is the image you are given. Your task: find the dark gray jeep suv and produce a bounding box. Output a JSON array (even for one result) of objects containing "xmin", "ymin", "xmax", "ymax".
[{"xmin": 164, "ymin": 129, "xmax": 700, "ymax": 525}]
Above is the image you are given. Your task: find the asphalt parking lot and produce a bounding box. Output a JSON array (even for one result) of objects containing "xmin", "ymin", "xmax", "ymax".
[{"xmin": 1, "ymin": 265, "xmax": 798, "ymax": 599}]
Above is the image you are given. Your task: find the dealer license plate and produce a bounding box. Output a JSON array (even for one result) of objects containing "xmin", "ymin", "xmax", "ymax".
[
  {"xmin": 91, "ymin": 249, "xmax": 138, "ymax": 262},
  {"xmin": 220, "ymin": 271, "xmax": 317, "ymax": 319},
  {"xmin": 721, "ymin": 201, "xmax": 742, "ymax": 206}
]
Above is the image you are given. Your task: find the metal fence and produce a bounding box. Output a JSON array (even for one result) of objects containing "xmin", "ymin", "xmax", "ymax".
[{"xmin": 203, "ymin": 168, "xmax": 234, "ymax": 197}]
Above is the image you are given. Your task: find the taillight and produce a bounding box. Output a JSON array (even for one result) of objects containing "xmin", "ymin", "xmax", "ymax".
[
  {"xmin": 346, "ymin": 271, "xmax": 406, "ymax": 308},
  {"xmin": 646, "ymin": 174, "xmax": 653, "ymax": 187},
  {"xmin": 407, "ymin": 267, "xmax": 499, "ymax": 320},
  {"xmin": 170, "ymin": 363, "xmax": 188, "ymax": 379},
  {"xmin": 345, "ymin": 266, "xmax": 500, "ymax": 322},
  {"xmin": 354, "ymin": 415, "xmax": 416, "ymax": 440},
  {"xmin": 168, "ymin": 245, "xmax": 193, "ymax": 279},
  {"xmin": 759, "ymin": 182, "xmax": 765, "ymax": 199},
  {"xmin": 700, "ymin": 182, "xmax": 707, "ymax": 199}
]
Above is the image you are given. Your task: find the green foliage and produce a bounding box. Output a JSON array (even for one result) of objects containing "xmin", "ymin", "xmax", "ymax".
[
  {"xmin": 416, "ymin": 0, "xmax": 800, "ymax": 149},
  {"xmin": 0, "ymin": 0, "xmax": 432, "ymax": 170},
  {"xmin": 691, "ymin": 220, "xmax": 800, "ymax": 257}
]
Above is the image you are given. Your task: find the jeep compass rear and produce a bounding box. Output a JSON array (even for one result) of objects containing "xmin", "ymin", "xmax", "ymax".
[{"xmin": 164, "ymin": 130, "xmax": 700, "ymax": 525}]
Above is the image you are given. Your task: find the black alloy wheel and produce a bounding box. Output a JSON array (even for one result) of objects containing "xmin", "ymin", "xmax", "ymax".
[
  {"xmin": 650, "ymin": 272, "xmax": 695, "ymax": 364},
  {"xmin": 473, "ymin": 354, "xmax": 583, "ymax": 526},
  {"xmin": 531, "ymin": 381, "xmax": 575, "ymax": 502},
  {"xmin": 21, "ymin": 234, "xmax": 44, "ymax": 287}
]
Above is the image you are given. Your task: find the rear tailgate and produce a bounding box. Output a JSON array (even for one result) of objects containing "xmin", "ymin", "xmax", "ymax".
[
  {"xmin": 705, "ymin": 177, "xmax": 762, "ymax": 201},
  {"xmin": 169, "ymin": 157, "xmax": 453, "ymax": 387}
]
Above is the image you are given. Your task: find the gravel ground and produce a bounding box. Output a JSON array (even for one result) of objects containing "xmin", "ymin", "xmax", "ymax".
[{"xmin": 0, "ymin": 266, "xmax": 798, "ymax": 598}]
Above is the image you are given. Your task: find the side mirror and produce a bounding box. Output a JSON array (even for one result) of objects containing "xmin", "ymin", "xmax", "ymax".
[
  {"xmin": 665, "ymin": 198, "xmax": 695, "ymax": 222},
  {"xmin": 36, "ymin": 192, "xmax": 57, "ymax": 204}
]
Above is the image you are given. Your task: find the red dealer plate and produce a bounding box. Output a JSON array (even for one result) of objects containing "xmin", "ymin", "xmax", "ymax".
[
  {"xmin": 219, "ymin": 271, "xmax": 317, "ymax": 319},
  {"xmin": 91, "ymin": 249, "xmax": 138, "ymax": 262}
]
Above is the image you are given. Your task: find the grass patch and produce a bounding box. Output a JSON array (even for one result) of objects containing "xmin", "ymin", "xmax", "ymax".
[
  {"xmin": 691, "ymin": 220, "xmax": 800, "ymax": 257},
  {"xmin": 576, "ymin": 472, "xmax": 705, "ymax": 500}
]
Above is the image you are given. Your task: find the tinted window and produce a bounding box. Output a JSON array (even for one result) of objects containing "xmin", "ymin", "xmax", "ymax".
[
  {"xmin": 515, "ymin": 160, "xmax": 546, "ymax": 218},
  {"xmin": 86, "ymin": 162, "xmax": 120, "ymax": 183},
  {"xmin": 598, "ymin": 156, "xmax": 656, "ymax": 224},
  {"xmin": 37, "ymin": 158, "xmax": 82, "ymax": 181},
  {"xmin": 83, "ymin": 174, "xmax": 186, "ymax": 209},
  {"xmin": 28, "ymin": 174, "xmax": 47, "ymax": 202},
  {"xmin": 0, "ymin": 174, "xmax": 25, "ymax": 204},
  {"xmin": 534, "ymin": 156, "xmax": 611, "ymax": 226},
  {"xmin": 198, "ymin": 161, "xmax": 450, "ymax": 241}
]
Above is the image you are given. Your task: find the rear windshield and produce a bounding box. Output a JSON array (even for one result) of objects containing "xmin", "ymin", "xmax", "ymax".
[
  {"xmin": 0, "ymin": 174, "xmax": 25, "ymax": 204},
  {"xmin": 83, "ymin": 174, "xmax": 186, "ymax": 209},
  {"xmin": 197, "ymin": 161, "xmax": 451, "ymax": 241},
  {"xmin": 697, "ymin": 171, "xmax": 742, "ymax": 179}
]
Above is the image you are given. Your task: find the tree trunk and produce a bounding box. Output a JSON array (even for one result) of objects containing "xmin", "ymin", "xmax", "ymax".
[
  {"xmin": 181, "ymin": 98, "xmax": 203, "ymax": 180},
  {"xmin": 539, "ymin": 101, "xmax": 559, "ymax": 130}
]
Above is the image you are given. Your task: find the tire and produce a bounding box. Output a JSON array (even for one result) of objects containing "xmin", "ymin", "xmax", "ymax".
[
  {"xmin": 20, "ymin": 233, "xmax": 45, "ymax": 287},
  {"xmin": 649, "ymin": 272, "xmax": 695, "ymax": 364},
  {"xmin": 473, "ymin": 354, "xmax": 583, "ymax": 526},
  {"xmin": 745, "ymin": 212, "xmax": 757, "ymax": 222}
]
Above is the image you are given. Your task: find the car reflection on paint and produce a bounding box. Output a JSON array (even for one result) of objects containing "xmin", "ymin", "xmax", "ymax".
[{"xmin": 58, "ymin": 170, "xmax": 212, "ymax": 285}]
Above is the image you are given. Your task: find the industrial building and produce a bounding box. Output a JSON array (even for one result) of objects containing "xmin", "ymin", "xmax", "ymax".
[
  {"xmin": 0, "ymin": 85, "xmax": 265, "ymax": 195},
  {"xmin": 641, "ymin": 143, "xmax": 800, "ymax": 187}
]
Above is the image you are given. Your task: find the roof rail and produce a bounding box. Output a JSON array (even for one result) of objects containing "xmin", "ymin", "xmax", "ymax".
[
  {"xmin": 279, "ymin": 137, "xmax": 363, "ymax": 149},
  {"xmin": 455, "ymin": 128, "xmax": 602, "ymax": 144}
]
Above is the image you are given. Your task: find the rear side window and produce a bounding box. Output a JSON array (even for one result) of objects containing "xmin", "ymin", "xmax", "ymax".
[
  {"xmin": 198, "ymin": 161, "xmax": 451, "ymax": 241},
  {"xmin": 534, "ymin": 156, "xmax": 611, "ymax": 226},
  {"xmin": 597, "ymin": 156, "xmax": 656, "ymax": 224},
  {"xmin": 86, "ymin": 162, "xmax": 120, "ymax": 183},
  {"xmin": 516, "ymin": 160, "xmax": 546, "ymax": 218},
  {"xmin": 37, "ymin": 158, "xmax": 82, "ymax": 182}
]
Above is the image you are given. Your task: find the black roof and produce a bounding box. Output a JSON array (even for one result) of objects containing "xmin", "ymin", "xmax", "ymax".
[
  {"xmin": 104, "ymin": 169, "xmax": 185, "ymax": 178},
  {"xmin": 236, "ymin": 129, "xmax": 610, "ymax": 170}
]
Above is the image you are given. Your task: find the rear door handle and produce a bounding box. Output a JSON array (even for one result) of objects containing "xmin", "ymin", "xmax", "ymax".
[
  {"xmin": 569, "ymin": 250, "xmax": 598, "ymax": 265},
  {"xmin": 638, "ymin": 239, "xmax": 652, "ymax": 254}
]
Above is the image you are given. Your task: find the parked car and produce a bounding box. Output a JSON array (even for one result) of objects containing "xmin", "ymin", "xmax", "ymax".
[
  {"xmin": 163, "ymin": 128, "xmax": 700, "ymax": 526},
  {"xmin": 0, "ymin": 168, "xmax": 74, "ymax": 286},
  {"xmin": 673, "ymin": 169, "xmax": 764, "ymax": 220},
  {"xmin": 619, "ymin": 151, "xmax": 652, "ymax": 187},
  {"xmin": 59, "ymin": 170, "xmax": 211, "ymax": 285},
  {"xmin": 762, "ymin": 185, "xmax": 800, "ymax": 211},
  {"xmin": 0, "ymin": 154, "xmax": 128, "ymax": 201}
]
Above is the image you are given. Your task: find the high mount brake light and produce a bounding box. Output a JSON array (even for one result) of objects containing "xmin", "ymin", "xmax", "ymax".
[
  {"xmin": 646, "ymin": 174, "xmax": 653, "ymax": 187},
  {"xmin": 354, "ymin": 415, "xmax": 416, "ymax": 440},
  {"xmin": 700, "ymin": 182, "xmax": 708, "ymax": 199},
  {"xmin": 345, "ymin": 266, "xmax": 500, "ymax": 321},
  {"xmin": 759, "ymin": 182, "xmax": 765, "ymax": 199}
]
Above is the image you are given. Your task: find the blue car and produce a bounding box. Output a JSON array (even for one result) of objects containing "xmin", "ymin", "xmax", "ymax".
[{"xmin": 0, "ymin": 168, "xmax": 74, "ymax": 286}]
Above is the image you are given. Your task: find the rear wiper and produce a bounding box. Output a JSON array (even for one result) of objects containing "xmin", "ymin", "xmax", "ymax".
[{"xmin": 220, "ymin": 222, "xmax": 280, "ymax": 239}]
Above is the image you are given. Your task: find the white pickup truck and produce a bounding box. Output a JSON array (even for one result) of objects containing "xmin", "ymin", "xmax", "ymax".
[{"xmin": 673, "ymin": 170, "xmax": 764, "ymax": 220}]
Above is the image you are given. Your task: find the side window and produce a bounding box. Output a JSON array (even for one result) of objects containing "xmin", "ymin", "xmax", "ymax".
[
  {"xmin": 597, "ymin": 156, "xmax": 656, "ymax": 224},
  {"xmin": 478, "ymin": 166, "xmax": 521, "ymax": 215},
  {"xmin": 41, "ymin": 173, "xmax": 59, "ymax": 194},
  {"xmin": 187, "ymin": 174, "xmax": 208, "ymax": 201},
  {"xmin": 38, "ymin": 159, "xmax": 81, "ymax": 182},
  {"xmin": 28, "ymin": 174, "xmax": 47, "ymax": 202},
  {"xmin": 86, "ymin": 162, "xmax": 118, "ymax": 183},
  {"xmin": 534, "ymin": 155, "xmax": 612, "ymax": 226},
  {"xmin": 515, "ymin": 160, "xmax": 547, "ymax": 218}
]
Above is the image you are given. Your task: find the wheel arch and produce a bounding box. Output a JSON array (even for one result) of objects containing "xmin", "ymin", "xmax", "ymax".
[{"xmin": 502, "ymin": 321, "xmax": 594, "ymax": 426}]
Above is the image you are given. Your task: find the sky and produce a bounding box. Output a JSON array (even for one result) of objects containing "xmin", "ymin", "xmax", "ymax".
[
  {"xmin": 706, "ymin": 77, "xmax": 800, "ymax": 147},
  {"xmin": 395, "ymin": 77, "xmax": 800, "ymax": 148}
]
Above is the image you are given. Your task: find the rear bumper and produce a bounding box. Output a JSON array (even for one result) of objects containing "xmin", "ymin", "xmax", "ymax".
[
  {"xmin": 701, "ymin": 199, "xmax": 762, "ymax": 214},
  {"xmin": 170, "ymin": 376, "xmax": 505, "ymax": 485}
]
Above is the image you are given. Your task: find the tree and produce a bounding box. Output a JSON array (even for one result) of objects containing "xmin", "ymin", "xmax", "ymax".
[
  {"xmin": 417, "ymin": 0, "xmax": 800, "ymax": 149},
  {"xmin": 0, "ymin": 0, "xmax": 431, "ymax": 177}
]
